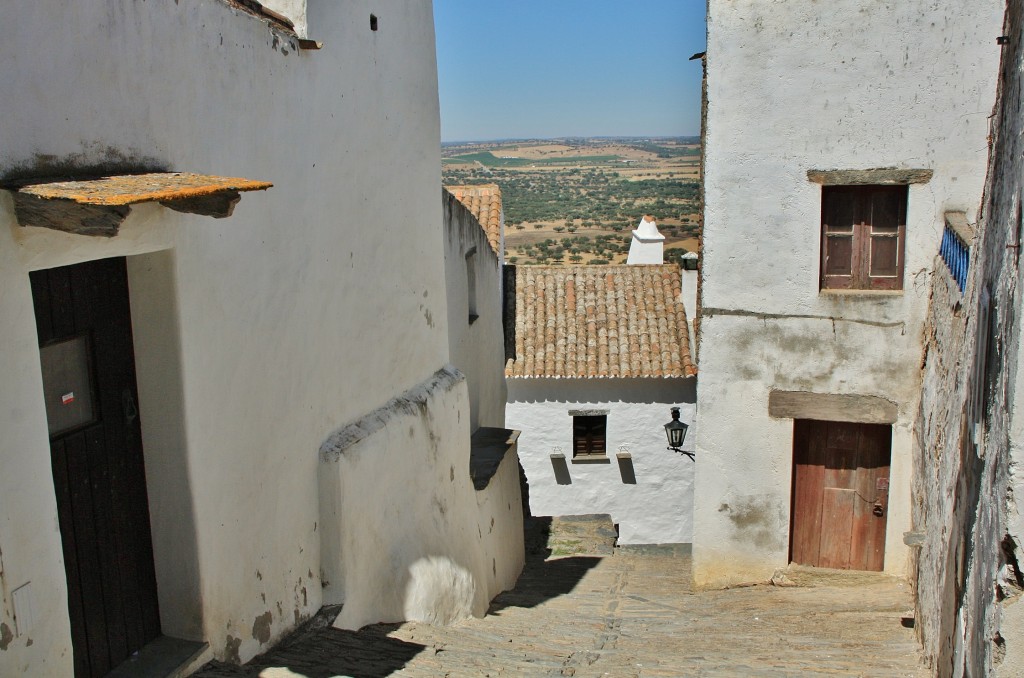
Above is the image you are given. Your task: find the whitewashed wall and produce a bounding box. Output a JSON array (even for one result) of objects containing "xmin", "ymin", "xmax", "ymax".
[
  {"xmin": 696, "ymin": 0, "xmax": 1003, "ymax": 587},
  {"xmin": 320, "ymin": 368, "xmax": 523, "ymax": 631},
  {"xmin": 507, "ymin": 378, "xmax": 696, "ymax": 545},
  {"xmin": 0, "ymin": 0, "xmax": 451, "ymax": 673},
  {"xmin": 444, "ymin": 191, "xmax": 507, "ymax": 430}
]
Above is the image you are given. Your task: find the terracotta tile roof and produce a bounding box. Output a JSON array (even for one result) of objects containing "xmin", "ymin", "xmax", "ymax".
[
  {"xmin": 506, "ymin": 264, "xmax": 697, "ymax": 379},
  {"xmin": 446, "ymin": 184, "xmax": 503, "ymax": 255}
]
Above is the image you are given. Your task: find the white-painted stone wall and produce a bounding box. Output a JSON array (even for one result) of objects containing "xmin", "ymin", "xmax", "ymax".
[
  {"xmin": 0, "ymin": 0, "xmax": 469, "ymax": 673},
  {"xmin": 696, "ymin": 0, "xmax": 1003, "ymax": 587},
  {"xmin": 913, "ymin": 2, "xmax": 1024, "ymax": 673},
  {"xmin": 443, "ymin": 190, "xmax": 507, "ymax": 430},
  {"xmin": 507, "ymin": 378, "xmax": 696, "ymax": 545},
  {"xmin": 319, "ymin": 368, "xmax": 523, "ymax": 631}
]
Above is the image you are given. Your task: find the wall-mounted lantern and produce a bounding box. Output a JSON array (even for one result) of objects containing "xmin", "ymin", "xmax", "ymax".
[{"xmin": 665, "ymin": 407, "xmax": 692, "ymax": 460}]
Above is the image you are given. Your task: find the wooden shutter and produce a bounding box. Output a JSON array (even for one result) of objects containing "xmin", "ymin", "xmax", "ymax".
[
  {"xmin": 865, "ymin": 187, "xmax": 906, "ymax": 290},
  {"xmin": 821, "ymin": 186, "xmax": 906, "ymax": 290},
  {"xmin": 821, "ymin": 187, "xmax": 858, "ymax": 289},
  {"xmin": 573, "ymin": 415, "xmax": 607, "ymax": 457}
]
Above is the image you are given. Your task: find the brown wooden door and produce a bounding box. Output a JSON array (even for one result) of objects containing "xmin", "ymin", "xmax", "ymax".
[
  {"xmin": 31, "ymin": 257, "xmax": 161, "ymax": 677},
  {"xmin": 790, "ymin": 419, "xmax": 891, "ymax": 571}
]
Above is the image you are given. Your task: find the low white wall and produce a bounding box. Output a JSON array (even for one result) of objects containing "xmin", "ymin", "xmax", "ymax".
[
  {"xmin": 474, "ymin": 440, "xmax": 525, "ymax": 600},
  {"xmin": 320, "ymin": 367, "xmax": 523, "ymax": 630},
  {"xmin": 507, "ymin": 377, "xmax": 696, "ymax": 545}
]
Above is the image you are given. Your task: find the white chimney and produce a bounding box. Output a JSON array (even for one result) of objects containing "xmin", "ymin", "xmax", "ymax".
[{"xmin": 626, "ymin": 214, "xmax": 665, "ymax": 265}]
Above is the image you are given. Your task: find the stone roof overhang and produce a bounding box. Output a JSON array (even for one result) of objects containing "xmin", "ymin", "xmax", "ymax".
[{"xmin": 7, "ymin": 172, "xmax": 273, "ymax": 236}]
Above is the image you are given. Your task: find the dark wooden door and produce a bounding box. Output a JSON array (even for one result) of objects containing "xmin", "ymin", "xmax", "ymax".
[
  {"xmin": 31, "ymin": 257, "xmax": 161, "ymax": 677},
  {"xmin": 790, "ymin": 420, "xmax": 891, "ymax": 571}
]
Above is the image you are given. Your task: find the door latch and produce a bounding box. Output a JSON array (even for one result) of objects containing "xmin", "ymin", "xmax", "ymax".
[
  {"xmin": 873, "ymin": 477, "xmax": 890, "ymax": 517},
  {"xmin": 122, "ymin": 388, "xmax": 138, "ymax": 425}
]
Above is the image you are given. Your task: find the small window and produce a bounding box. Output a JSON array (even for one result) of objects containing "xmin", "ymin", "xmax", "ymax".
[
  {"xmin": 39, "ymin": 335, "xmax": 97, "ymax": 437},
  {"xmin": 821, "ymin": 185, "xmax": 907, "ymax": 290},
  {"xmin": 573, "ymin": 415, "xmax": 607, "ymax": 458},
  {"xmin": 466, "ymin": 248, "xmax": 478, "ymax": 324}
]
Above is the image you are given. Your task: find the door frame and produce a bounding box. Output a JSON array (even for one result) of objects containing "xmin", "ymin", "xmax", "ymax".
[{"xmin": 788, "ymin": 418, "xmax": 893, "ymax": 571}]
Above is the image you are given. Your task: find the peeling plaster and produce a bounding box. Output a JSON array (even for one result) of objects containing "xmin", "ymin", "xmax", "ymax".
[
  {"xmin": 251, "ymin": 611, "xmax": 272, "ymax": 645},
  {"xmin": 224, "ymin": 635, "xmax": 242, "ymax": 664}
]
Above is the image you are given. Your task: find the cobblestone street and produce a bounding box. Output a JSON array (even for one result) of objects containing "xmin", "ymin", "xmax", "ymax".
[{"xmin": 196, "ymin": 520, "xmax": 926, "ymax": 678}]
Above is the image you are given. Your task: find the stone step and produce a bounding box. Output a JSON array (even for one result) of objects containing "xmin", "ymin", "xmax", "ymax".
[{"xmin": 546, "ymin": 513, "xmax": 618, "ymax": 556}]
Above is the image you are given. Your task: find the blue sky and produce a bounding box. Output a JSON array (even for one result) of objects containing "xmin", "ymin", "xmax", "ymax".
[{"xmin": 433, "ymin": 1, "xmax": 707, "ymax": 142}]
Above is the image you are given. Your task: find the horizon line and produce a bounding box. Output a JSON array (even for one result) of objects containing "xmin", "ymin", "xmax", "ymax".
[{"xmin": 441, "ymin": 134, "xmax": 701, "ymax": 145}]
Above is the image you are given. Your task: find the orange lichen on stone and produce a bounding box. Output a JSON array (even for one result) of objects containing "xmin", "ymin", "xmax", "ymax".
[{"xmin": 17, "ymin": 172, "xmax": 272, "ymax": 206}]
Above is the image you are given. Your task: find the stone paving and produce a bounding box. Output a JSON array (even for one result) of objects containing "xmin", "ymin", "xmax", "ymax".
[{"xmin": 195, "ymin": 521, "xmax": 927, "ymax": 678}]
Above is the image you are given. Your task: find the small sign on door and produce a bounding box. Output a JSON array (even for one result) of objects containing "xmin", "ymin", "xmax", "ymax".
[{"xmin": 61, "ymin": 392, "xmax": 75, "ymax": 405}]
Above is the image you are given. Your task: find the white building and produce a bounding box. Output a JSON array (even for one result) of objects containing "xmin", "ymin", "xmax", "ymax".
[
  {"xmin": 0, "ymin": 1, "xmax": 521, "ymax": 675},
  {"xmin": 694, "ymin": 0, "xmax": 1004, "ymax": 587},
  {"xmin": 505, "ymin": 264, "xmax": 698, "ymax": 545}
]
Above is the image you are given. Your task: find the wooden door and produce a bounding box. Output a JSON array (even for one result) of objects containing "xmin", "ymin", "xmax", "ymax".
[
  {"xmin": 31, "ymin": 257, "xmax": 161, "ymax": 677},
  {"xmin": 790, "ymin": 419, "xmax": 891, "ymax": 571}
]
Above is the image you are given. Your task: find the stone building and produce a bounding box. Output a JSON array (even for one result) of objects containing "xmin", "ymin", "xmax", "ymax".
[
  {"xmin": 911, "ymin": 0, "xmax": 1024, "ymax": 673},
  {"xmin": 694, "ymin": 0, "xmax": 1004, "ymax": 588},
  {"xmin": 504, "ymin": 263, "xmax": 698, "ymax": 545},
  {"xmin": 0, "ymin": 1, "xmax": 521, "ymax": 675}
]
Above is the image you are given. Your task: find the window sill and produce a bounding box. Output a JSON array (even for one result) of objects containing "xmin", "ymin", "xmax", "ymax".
[{"xmin": 571, "ymin": 455, "xmax": 611, "ymax": 464}]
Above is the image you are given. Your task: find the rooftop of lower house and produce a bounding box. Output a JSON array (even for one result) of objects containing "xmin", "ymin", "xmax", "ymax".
[
  {"xmin": 505, "ymin": 264, "xmax": 696, "ymax": 379},
  {"xmin": 446, "ymin": 183, "xmax": 503, "ymax": 255}
]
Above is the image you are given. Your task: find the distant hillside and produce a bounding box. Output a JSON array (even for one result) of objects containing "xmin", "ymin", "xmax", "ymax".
[{"xmin": 443, "ymin": 137, "xmax": 701, "ymax": 266}]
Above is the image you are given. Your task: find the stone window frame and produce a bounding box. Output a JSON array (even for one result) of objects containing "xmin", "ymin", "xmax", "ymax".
[
  {"xmin": 569, "ymin": 409, "xmax": 610, "ymax": 464},
  {"xmin": 808, "ymin": 168, "xmax": 932, "ymax": 293}
]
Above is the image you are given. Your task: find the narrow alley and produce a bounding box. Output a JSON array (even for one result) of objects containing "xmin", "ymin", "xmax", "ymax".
[{"xmin": 195, "ymin": 518, "xmax": 925, "ymax": 677}]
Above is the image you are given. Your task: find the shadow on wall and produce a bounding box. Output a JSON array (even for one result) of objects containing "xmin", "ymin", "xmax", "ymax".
[{"xmin": 509, "ymin": 377, "xmax": 697, "ymax": 405}]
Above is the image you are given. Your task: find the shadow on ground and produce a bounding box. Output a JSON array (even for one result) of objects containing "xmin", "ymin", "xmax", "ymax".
[
  {"xmin": 193, "ymin": 518, "xmax": 600, "ymax": 677},
  {"xmin": 193, "ymin": 610, "xmax": 425, "ymax": 678},
  {"xmin": 487, "ymin": 554, "xmax": 603, "ymax": 613}
]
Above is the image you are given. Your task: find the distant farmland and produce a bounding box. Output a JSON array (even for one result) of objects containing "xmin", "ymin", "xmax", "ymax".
[
  {"xmin": 443, "ymin": 137, "xmax": 701, "ymax": 266},
  {"xmin": 443, "ymin": 151, "xmax": 623, "ymax": 168}
]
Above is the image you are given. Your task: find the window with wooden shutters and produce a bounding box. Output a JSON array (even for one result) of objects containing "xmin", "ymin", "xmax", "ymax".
[
  {"xmin": 573, "ymin": 415, "xmax": 607, "ymax": 458},
  {"xmin": 821, "ymin": 185, "xmax": 907, "ymax": 290}
]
